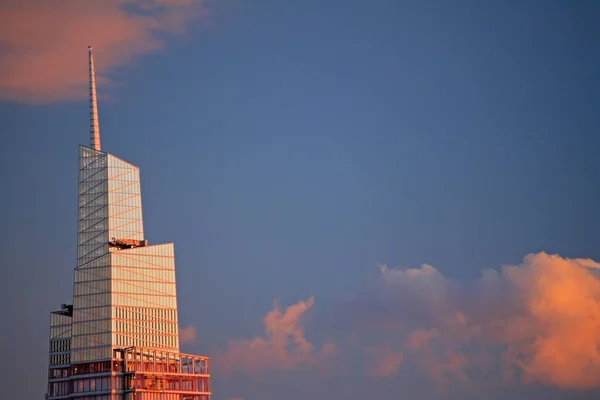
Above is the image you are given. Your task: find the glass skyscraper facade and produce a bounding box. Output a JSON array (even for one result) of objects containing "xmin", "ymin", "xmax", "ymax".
[{"xmin": 46, "ymin": 48, "xmax": 211, "ymax": 400}]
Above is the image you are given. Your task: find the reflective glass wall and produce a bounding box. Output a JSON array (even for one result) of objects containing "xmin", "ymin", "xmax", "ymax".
[{"xmin": 72, "ymin": 146, "xmax": 112, "ymax": 363}]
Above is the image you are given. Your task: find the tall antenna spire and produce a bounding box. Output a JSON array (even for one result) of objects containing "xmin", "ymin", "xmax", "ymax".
[{"xmin": 88, "ymin": 46, "xmax": 101, "ymax": 151}]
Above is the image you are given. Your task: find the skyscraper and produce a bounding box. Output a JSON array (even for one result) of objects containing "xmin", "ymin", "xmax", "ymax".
[{"xmin": 46, "ymin": 47, "xmax": 211, "ymax": 400}]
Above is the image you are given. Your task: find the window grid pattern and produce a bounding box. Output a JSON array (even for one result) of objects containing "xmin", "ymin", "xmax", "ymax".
[
  {"xmin": 49, "ymin": 338, "xmax": 72, "ymax": 366},
  {"xmin": 72, "ymin": 256, "xmax": 112, "ymax": 362},
  {"xmin": 111, "ymin": 244, "xmax": 179, "ymax": 351},
  {"xmin": 107, "ymin": 154, "xmax": 144, "ymax": 242},
  {"xmin": 50, "ymin": 311, "xmax": 72, "ymax": 340},
  {"xmin": 78, "ymin": 146, "xmax": 108, "ymax": 265},
  {"xmin": 73, "ymin": 146, "xmax": 112, "ymax": 363}
]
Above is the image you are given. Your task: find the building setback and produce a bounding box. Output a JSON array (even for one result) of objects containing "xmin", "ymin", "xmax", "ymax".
[{"xmin": 46, "ymin": 47, "xmax": 211, "ymax": 400}]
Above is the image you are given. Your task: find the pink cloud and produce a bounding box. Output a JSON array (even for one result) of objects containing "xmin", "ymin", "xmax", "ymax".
[
  {"xmin": 0, "ymin": 0, "xmax": 205, "ymax": 104},
  {"xmin": 214, "ymin": 296, "xmax": 336, "ymax": 376},
  {"xmin": 354, "ymin": 253, "xmax": 600, "ymax": 389},
  {"xmin": 496, "ymin": 253, "xmax": 600, "ymax": 388},
  {"xmin": 365, "ymin": 346, "xmax": 404, "ymax": 378},
  {"xmin": 180, "ymin": 325, "xmax": 197, "ymax": 344}
]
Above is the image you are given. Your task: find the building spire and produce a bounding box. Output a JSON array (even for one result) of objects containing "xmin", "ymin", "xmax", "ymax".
[{"xmin": 88, "ymin": 46, "xmax": 101, "ymax": 151}]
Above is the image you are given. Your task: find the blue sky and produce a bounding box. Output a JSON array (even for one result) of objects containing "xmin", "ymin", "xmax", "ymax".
[{"xmin": 1, "ymin": 1, "xmax": 600, "ymax": 399}]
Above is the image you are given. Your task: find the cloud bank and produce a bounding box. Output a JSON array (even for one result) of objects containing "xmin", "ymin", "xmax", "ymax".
[
  {"xmin": 211, "ymin": 252, "xmax": 600, "ymax": 392},
  {"xmin": 351, "ymin": 253, "xmax": 600, "ymax": 389},
  {"xmin": 0, "ymin": 0, "xmax": 205, "ymax": 104}
]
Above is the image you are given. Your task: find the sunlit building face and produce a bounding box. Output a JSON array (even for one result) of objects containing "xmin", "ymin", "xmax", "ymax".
[{"xmin": 46, "ymin": 48, "xmax": 211, "ymax": 400}]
